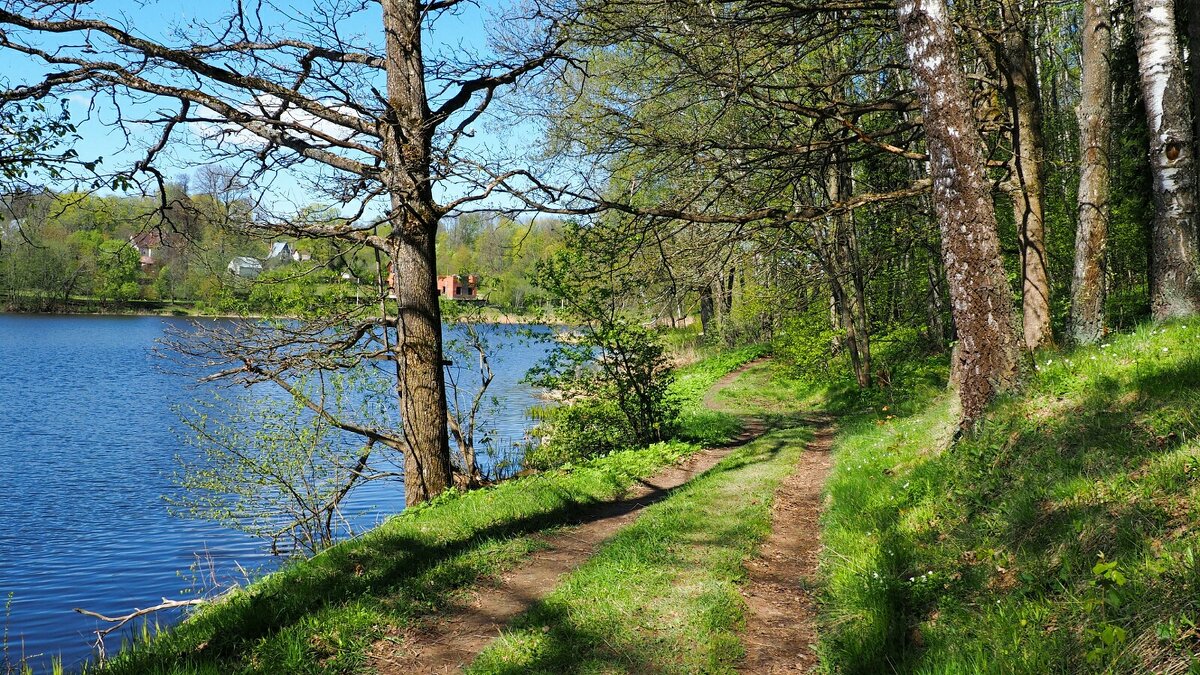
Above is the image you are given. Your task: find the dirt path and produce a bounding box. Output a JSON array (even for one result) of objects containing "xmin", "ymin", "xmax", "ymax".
[
  {"xmin": 702, "ymin": 357, "xmax": 770, "ymax": 412},
  {"xmin": 738, "ymin": 416, "xmax": 835, "ymax": 673},
  {"xmin": 369, "ymin": 363, "xmax": 769, "ymax": 674}
]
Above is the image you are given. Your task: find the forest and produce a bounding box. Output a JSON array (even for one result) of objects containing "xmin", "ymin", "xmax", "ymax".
[{"xmin": 2, "ymin": 0, "xmax": 1200, "ymax": 672}]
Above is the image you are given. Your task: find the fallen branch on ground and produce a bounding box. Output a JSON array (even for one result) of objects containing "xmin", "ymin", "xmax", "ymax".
[{"xmin": 74, "ymin": 597, "xmax": 207, "ymax": 661}]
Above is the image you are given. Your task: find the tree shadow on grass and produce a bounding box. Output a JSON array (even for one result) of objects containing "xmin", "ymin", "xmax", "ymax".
[
  {"xmin": 470, "ymin": 436, "xmax": 797, "ymax": 674},
  {"xmin": 834, "ymin": 352, "xmax": 1200, "ymax": 672},
  {"xmin": 110, "ymin": 435, "xmax": 796, "ymax": 673}
]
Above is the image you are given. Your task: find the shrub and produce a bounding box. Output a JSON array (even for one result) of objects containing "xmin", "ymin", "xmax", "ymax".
[
  {"xmin": 524, "ymin": 399, "xmax": 635, "ymax": 469},
  {"xmin": 524, "ymin": 244, "xmax": 681, "ymax": 467}
]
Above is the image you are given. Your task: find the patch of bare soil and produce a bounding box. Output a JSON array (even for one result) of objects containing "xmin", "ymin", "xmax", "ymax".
[
  {"xmin": 738, "ymin": 417, "xmax": 835, "ymax": 673},
  {"xmin": 369, "ymin": 383, "xmax": 768, "ymax": 673}
]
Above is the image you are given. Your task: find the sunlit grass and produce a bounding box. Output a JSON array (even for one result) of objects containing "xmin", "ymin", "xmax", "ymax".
[
  {"xmin": 818, "ymin": 320, "xmax": 1200, "ymax": 673},
  {"xmin": 469, "ymin": 357, "xmax": 819, "ymax": 673},
  {"xmin": 470, "ymin": 430, "xmax": 812, "ymax": 674},
  {"xmin": 95, "ymin": 346, "xmax": 764, "ymax": 673},
  {"xmin": 673, "ymin": 343, "xmax": 769, "ymax": 445}
]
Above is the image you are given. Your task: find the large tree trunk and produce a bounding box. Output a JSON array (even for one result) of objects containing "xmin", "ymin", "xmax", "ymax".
[
  {"xmin": 383, "ymin": 0, "xmax": 453, "ymax": 506},
  {"xmin": 1000, "ymin": 0, "xmax": 1053, "ymax": 350},
  {"xmin": 1134, "ymin": 0, "xmax": 1200, "ymax": 319},
  {"xmin": 1071, "ymin": 0, "xmax": 1113, "ymax": 345},
  {"xmin": 898, "ymin": 0, "xmax": 1022, "ymax": 424}
]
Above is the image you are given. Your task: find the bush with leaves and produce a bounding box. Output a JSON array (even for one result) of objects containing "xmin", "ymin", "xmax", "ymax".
[
  {"xmin": 524, "ymin": 245, "xmax": 680, "ymax": 465},
  {"xmin": 170, "ymin": 368, "xmax": 396, "ymax": 558}
]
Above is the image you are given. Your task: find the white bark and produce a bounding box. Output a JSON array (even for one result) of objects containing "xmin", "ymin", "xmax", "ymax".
[{"xmin": 1135, "ymin": 0, "xmax": 1200, "ymax": 318}]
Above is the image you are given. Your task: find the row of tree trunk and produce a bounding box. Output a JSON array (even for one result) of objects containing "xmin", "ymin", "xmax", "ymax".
[{"xmin": 898, "ymin": 0, "xmax": 1200, "ymax": 423}]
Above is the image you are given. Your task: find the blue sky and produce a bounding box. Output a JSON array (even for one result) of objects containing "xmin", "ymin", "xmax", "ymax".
[{"xmin": 3, "ymin": 0, "xmax": 540, "ymax": 217}]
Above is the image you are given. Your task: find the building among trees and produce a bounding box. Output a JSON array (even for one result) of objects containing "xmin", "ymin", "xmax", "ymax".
[
  {"xmin": 437, "ymin": 274, "xmax": 479, "ymax": 300},
  {"xmin": 226, "ymin": 256, "xmax": 262, "ymax": 278}
]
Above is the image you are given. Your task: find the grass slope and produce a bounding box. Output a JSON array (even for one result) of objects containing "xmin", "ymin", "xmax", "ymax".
[
  {"xmin": 673, "ymin": 344, "xmax": 769, "ymax": 444},
  {"xmin": 819, "ymin": 321, "xmax": 1200, "ymax": 673},
  {"xmin": 95, "ymin": 346, "xmax": 765, "ymax": 674},
  {"xmin": 470, "ymin": 415, "xmax": 811, "ymax": 673}
]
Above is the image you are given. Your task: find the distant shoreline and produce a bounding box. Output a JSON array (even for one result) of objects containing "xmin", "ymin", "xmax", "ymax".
[{"xmin": 0, "ymin": 304, "xmax": 557, "ymax": 324}]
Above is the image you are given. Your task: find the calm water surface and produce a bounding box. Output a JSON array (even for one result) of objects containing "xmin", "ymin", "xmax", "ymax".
[{"xmin": 0, "ymin": 315, "xmax": 547, "ymax": 672}]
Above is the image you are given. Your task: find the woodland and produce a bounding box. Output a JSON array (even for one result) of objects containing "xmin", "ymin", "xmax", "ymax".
[{"xmin": 3, "ymin": 0, "xmax": 1200, "ymax": 672}]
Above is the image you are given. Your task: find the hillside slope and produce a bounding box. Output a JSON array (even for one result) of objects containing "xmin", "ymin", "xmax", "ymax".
[{"xmin": 819, "ymin": 322, "xmax": 1200, "ymax": 673}]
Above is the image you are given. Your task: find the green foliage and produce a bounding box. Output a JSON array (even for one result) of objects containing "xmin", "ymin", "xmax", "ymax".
[
  {"xmin": 436, "ymin": 214, "xmax": 565, "ymax": 312},
  {"xmin": 525, "ymin": 244, "xmax": 681, "ymax": 464},
  {"xmin": 0, "ymin": 188, "xmax": 368, "ymax": 316},
  {"xmin": 244, "ymin": 266, "xmax": 348, "ymax": 317},
  {"xmin": 524, "ymin": 398, "xmax": 635, "ymax": 469},
  {"xmin": 171, "ymin": 368, "xmax": 391, "ymax": 557},
  {"xmin": 0, "ymin": 99, "xmax": 79, "ymax": 182},
  {"xmin": 772, "ymin": 302, "xmax": 846, "ymax": 386},
  {"xmin": 95, "ymin": 239, "xmax": 140, "ymax": 301}
]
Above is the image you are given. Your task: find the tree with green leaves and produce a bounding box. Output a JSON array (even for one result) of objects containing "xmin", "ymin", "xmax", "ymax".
[{"xmin": 0, "ymin": 98, "xmax": 78, "ymax": 184}]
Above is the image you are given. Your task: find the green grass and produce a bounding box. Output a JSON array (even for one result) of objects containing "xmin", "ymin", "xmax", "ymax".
[
  {"xmin": 818, "ymin": 321, "xmax": 1200, "ymax": 673},
  {"xmin": 469, "ymin": 426, "xmax": 813, "ymax": 674},
  {"xmin": 96, "ymin": 346, "xmax": 764, "ymax": 674},
  {"xmin": 467, "ymin": 359, "xmax": 818, "ymax": 673},
  {"xmin": 673, "ymin": 343, "xmax": 769, "ymax": 444},
  {"xmin": 97, "ymin": 442, "xmax": 698, "ymax": 674}
]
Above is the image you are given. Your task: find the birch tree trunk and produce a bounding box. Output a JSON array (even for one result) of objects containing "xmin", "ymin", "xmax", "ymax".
[
  {"xmin": 382, "ymin": 0, "xmax": 453, "ymax": 505},
  {"xmin": 1071, "ymin": 0, "xmax": 1113, "ymax": 345},
  {"xmin": 897, "ymin": 0, "xmax": 1022, "ymax": 424},
  {"xmin": 823, "ymin": 156, "xmax": 872, "ymax": 388},
  {"xmin": 1188, "ymin": 0, "xmax": 1200, "ymax": 190},
  {"xmin": 1134, "ymin": 0, "xmax": 1200, "ymax": 319},
  {"xmin": 1000, "ymin": 0, "xmax": 1053, "ymax": 350}
]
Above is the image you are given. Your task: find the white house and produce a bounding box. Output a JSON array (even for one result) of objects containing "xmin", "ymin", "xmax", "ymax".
[
  {"xmin": 266, "ymin": 241, "xmax": 293, "ymax": 264},
  {"xmin": 227, "ymin": 256, "xmax": 263, "ymax": 278}
]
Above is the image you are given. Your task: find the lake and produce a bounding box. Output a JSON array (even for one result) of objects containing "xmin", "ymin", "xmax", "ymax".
[{"xmin": 0, "ymin": 314, "xmax": 550, "ymax": 672}]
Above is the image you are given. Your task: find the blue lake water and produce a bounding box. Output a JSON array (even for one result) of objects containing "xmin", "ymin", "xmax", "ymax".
[{"xmin": 0, "ymin": 315, "xmax": 549, "ymax": 672}]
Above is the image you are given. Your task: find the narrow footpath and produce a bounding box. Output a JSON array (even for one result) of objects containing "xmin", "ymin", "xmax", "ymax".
[
  {"xmin": 738, "ymin": 416, "xmax": 833, "ymax": 673},
  {"xmin": 369, "ymin": 358, "xmax": 832, "ymax": 673},
  {"xmin": 708, "ymin": 357, "xmax": 833, "ymax": 673},
  {"xmin": 369, "ymin": 380, "xmax": 766, "ymax": 672}
]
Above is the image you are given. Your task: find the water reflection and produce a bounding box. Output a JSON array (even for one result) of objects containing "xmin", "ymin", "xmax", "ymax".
[{"xmin": 0, "ymin": 315, "xmax": 549, "ymax": 671}]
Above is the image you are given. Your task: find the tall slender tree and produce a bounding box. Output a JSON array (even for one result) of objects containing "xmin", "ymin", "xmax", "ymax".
[
  {"xmin": 897, "ymin": 0, "xmax": 1022, "ymax": 423},
  {"xmin": 1000, "ymin": 0, "xmax": 1053, "ymax": 350},
  {"xmin": 1189, "ymin": 0, "xmax": 1200, "ymax": 190},
  {"xmin": 1133, "ymin": 0, "xmax": 1200, "ymax": 318},
  {"xmin": 1071, "ymin": 0, "xmax": 1114, "ymax": 345}
]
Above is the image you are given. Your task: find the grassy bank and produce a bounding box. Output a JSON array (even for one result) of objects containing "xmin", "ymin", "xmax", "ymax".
[
  {"xmin": 102, "ymin": 444, "xmax": 701, "ymax": 674},
  {"xmin": 673, "ymin": 343, "xmax": 769, "ymax": 444},
  {"xmin": 818, "ymin": 321, "xmax": 1200, "ymax": 673},
  {"xmin": 94, "ymin": 346, "xmax": 761, "ymax": 673}
]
